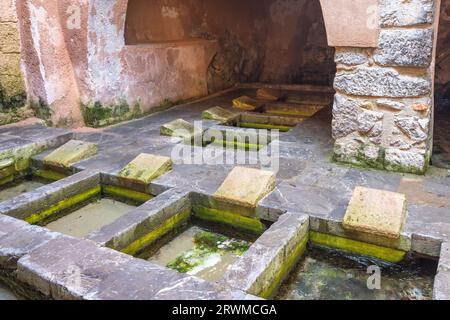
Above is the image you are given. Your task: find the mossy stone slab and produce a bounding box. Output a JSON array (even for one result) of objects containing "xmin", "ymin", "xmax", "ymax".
[
  {"xmin": 43, "ymin": 140, "xmax": 98, "ymax": 169},
  {"xmin": 214, "ymin": 167, "xmax": 276, "ymax": 208},
  {"xmin": 118, "ymin": 153, "xmax": 172, "ymax": 184},
  {"xmin": 0, "ymin": 159, "xmax": 14, "ymax": 170},
  {"xmin": 343, "ymin": 186, "xmax": 407, "ymax": 239},
  {"xmin": 202, "ymin": 107, "xmax": 238, "ymax": 123},
  {"xmin": 232, "ymin": 96, "xmax": 264, "ymax": 111},
  {"xmin": 160, "ymin": 119, "xmax": 198, "ymax": 140},
  {"xmin": 256, "ymin": 88, "xmax": 284, "ymax": 101}
]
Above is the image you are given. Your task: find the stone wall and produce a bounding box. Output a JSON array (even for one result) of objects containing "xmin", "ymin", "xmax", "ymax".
[
  {"xmin": 0, "ymin": 0, "xmax": 29, "ymax": 125},
  {"xmin": 332, "ymin": 0, "xmax": 440, "ymax": 174}
]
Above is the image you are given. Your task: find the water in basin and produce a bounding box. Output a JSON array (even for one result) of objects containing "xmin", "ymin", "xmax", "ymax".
[
  {"xmin": 0, "ymin": 282, "xmax": 17, "ymax": 300},
  {"xmin": 0, "ymin": 178, "xmax": 47, "ymax": 202},
  {"xmin": 276, "ymin": 246, "xmax": 437, "ymax": 300},
  {"xmin": 146, "ymin": 225, "xmax": 252, "ymax": 282},
  {"xmin": 46, "ymin": 198, "xmax": 136, "ymax": 238}
]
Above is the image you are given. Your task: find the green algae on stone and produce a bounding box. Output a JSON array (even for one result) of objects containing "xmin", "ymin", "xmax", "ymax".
[
  {"xmin": 193, "ymin": 205, "xmax": 265, "ymax": 235},
  {"xmin": 32, "ymin": 169, "xmax": 67, "ymax": 181},
  {"xmin": 118, "ymin": 154, "xmax": 172, "ymax": 184},
  {"xmin": 102, "ymin": 185, "xmax": 153, "ymax": 204},
  {"xmin": 202, "ymin": 107, "xmax": 238, "ymax": 123},
  {"xmin": 44, "ymin": 140, "xmax": 98, "ymax": 169},
  {"xmin": 194, "ymin": 231, "xmax": 251, "ymax": 256},
  {"xmin": 121, "ymin": 208, "xmax": 191, "ymax": 256},
  {"xmin": 81, "ymin": 100, "xmax": 142, "ymax": 128},
  {"xmin": 309, "ymin": 231, "xmax": 406, "ymax": 263},
  {"xmin": 237, "ymin": 122, "xmax": 293, "ymax": 132},
  {"xmin": 25, "ymin": 185, "xmax": 101, "ymax": 225}
]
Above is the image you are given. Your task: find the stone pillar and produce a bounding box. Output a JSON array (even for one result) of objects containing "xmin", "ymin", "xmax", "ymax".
[
  {"xmin": 329, "ymin": 0, "xmax": 440, "ymax": 174},
  {"xmin": 0, "ymin": 0, "xmax": 28, "ymax": 124}
]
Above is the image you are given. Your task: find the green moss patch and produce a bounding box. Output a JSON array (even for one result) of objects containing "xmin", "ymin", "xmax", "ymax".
[
  {"xmin": 309, "ymin": 231, "xmax": 406, "ymax": 263},
  {"xmin": 193, "ymin": 205, "xmax": 265, "ymax": 236},
  {"xmin": 102, "ymin": 185, "xmax": 153, "ymax": 204}
]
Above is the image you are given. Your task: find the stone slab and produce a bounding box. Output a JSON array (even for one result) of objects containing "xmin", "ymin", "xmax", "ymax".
[
  {"xmin": 43, "ymin": 140, "xmax": 98, "ymax": 169},
  {"xmin": 160, "ymin": 119, "xmax": 196, "ymax": 140},
  {"xmin": 232, "ymin": 96, "xmax": 264, "ymax": 111},
  {"xmin": 221, "ymin": 213, "xmax": 309, "ymax": 298},
  {"xmin": 214, "ymin": 167, "xmax": 276, "ymax": 208},
  {"xmin": 343, "ymin": 186, "xmax": 407, "ymax": 239},
  {"xmin": 118, "ymin": 153, "xmax": 172, "ymax": 184},
  {"xmin": 202, "ymin": 107, "xmax": 238, "ymax": 123},
  {"xmin": 16, "ymin": 237, "xmax": 134, "ymax": 299},
  {"xmin": 256, "ymin": 88, "xmax": 284, "ymax": 101}
]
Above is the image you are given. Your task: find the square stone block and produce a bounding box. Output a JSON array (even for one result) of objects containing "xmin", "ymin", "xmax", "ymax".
[
  {"xmin": 256, "ymin": 88, "xmax": 284, "ymax": 102},
  {"xmin": 118, "ymin": 153, "xmax": 172, "ymax": 184},
  {"xmin": 214, "ymin": 167, "xmax": 276, "ymax": 208},
  {"xmin": 343, "ymin": 186, "xmax": 407, "ymax": 239},
  {"xmin": 232, "ymin": 96, "xmax": 264, "ymax": 111},
  {"xmin": 160, "ymin": 119, "xmax": 198, "ymax": 141},
  {"xmin": 44, "ymin": 140, "xmax": 97, "ymax": 169},
  {"xmin": 202, "ymin": 107, "xmax": 238, "ymax": 123}
]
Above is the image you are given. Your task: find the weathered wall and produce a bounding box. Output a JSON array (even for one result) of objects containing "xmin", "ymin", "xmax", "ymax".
[
  {"xmin": 436, "ymin": 0, "xmax": 450, "ymax": 101},
  {"xmin": 330, "ymin": 0, "xmax": 440, "ymax": 174},
  {"xmin": 0, "ymin": 0, "xmax": 30, "ymax": 125},
  {"xmin": 125, "ymin": 0, "xmax": 334, "ymax": 93}
]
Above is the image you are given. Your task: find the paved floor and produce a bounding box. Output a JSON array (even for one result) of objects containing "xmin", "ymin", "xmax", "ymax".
[{"xmin": 1, "ymin": 87, "xmax": 450, "ymax": 244}]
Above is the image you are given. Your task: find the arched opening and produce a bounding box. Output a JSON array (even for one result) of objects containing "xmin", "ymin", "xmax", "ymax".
[
  {"xmin": 434, "ymin": 0, "xmax": 450, "ymax": 169},
  {"xmin": 124, "ymin": 0, "xmax": 335, "ymax": 94}
]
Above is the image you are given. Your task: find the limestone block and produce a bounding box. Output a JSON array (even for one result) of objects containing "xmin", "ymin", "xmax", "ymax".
[
  {"xmin": 214, "ymin": 167, "xmax": 276, "ymax": 208},
  {"xmin": 118, "ymin": 153, "xmax": 172, "ymax": 184},
  {"xmin": 331, "ymin": 94, "xmax": 359, "ymax": 139},
  {"xmin": 202, "ymin": 107, "xmax": 238, "ymax": 123},
  {"xmin": 394, "ymin": 115, "xmax": 429, "ymax": 142},
  {"xmin": 433, "ymin": 271, "xmax": 450, "ymax": 300},
  {"xmin": 232, "ymin": 96, "xmax": 264, "ymax": 111},
  {"xmin": 334, "ymin": 67, "xmax": 432, "ymax": 98},
  {"xmin": 374, "ymin": 29, "xmax": 434, "ymax": 67},
  {"xmin": 160, "ymin": 119, "xmax": 199, "ymax": 141},
  {"xmin": 343, "ymin": 186, "xmax": 407, "ymax": 239},
  {"xmin": 357, "ymin": 110, "xmax": 384, "ymax": 134},
  {"xmin": 256, "ymin": 88, "xmax": 284, "ymax": 101},
  {"xmin": 379, "ymin": 0, "xmax": 435, "ymax": 27},
  {"xmin": 385, "ymin": 148, "xmax": 427, "ymax": 173},
  {"xmin": 335, "ymin": 48, "xmax": 369, "ymax": 66},
  {"xmin": 43, "ymin": 140, "xmax": 98, "ymax": 169}
]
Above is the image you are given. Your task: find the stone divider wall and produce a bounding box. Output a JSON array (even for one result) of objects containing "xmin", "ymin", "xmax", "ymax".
[
  {"xmin": 0, "ymin": 0, "xmax": 29, "ymax": 125},
  {"xmin": 332, "ymin": 0, "xmax": 440, "ymax": 174}
]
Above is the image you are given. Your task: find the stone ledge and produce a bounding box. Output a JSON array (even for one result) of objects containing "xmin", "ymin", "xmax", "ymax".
[
  {"xmin": 221, "ymin": 213, "xmax": 309, "ymax": 298},
  {"xmin": 43, "ymin": 140, "xmax": 98, "ymax": 169}
]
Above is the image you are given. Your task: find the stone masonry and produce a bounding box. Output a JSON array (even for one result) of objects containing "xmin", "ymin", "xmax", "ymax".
[
  {"xmin": 332, "ymin": 0, "xmax": 440, "ymax": 174},
  {"xmin": 0, "ymin": 0, "xmax": 28, "ymax": 125}
]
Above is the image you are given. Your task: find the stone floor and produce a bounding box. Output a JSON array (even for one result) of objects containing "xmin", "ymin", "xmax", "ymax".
[{"xmin": 0, "ymin": 87, "xmax": 449, "ymax": 300}]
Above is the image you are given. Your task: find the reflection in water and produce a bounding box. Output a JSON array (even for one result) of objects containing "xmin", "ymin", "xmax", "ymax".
[
  {"xmin": 148, "ymin": 226, "xmax": 251, "ymax": 282},
  {"xmin": 277, "ymin": 246, "xmax": 437, "ymax": 300},
  {"xmin": 0, "ymin": 282, "xmax": 17, "ymax": 301}
]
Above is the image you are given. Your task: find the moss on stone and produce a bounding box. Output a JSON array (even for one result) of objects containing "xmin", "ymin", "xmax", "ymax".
[
  {"xmin": 121, "ymin": 208, "xmax": 191, "ymax": 256},
  {"xmin": 81, "ymin": 100, "xmax": 142, "ymax": 128},
  {"xmin": 210, "ymin": 139, "xmax": 262, "ymax": 151},
  {"xmin": 32, "ymin": 169, "xmax": 67, "ymax": 181},
  {"xmin": 192, "ymin": 205, "xmax": 265, "ymax": 236},
  {"xmin": 309, "ymin": 231, "xmax": 406, "ymax": 263},
  {"xmin": 259, "ymin": 234, "xmax": 309, "ymax": 299},
  {"xmin": 0, "ymin": 175, "xmax": 14, "ymax": 187},
  {"xmin": 102, "ymin": 185, "xmax": 153, "ymax": 204},
  {"xmin": 30, "ymin": 98, "xmax": 53, "ymax": 126},
  {"xmin": 25, "ymin": 186, "xmax": 101, "ymax": 225}
]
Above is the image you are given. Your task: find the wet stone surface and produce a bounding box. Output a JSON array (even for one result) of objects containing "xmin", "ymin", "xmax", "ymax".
[{"xmin": 276, "ymin": 246, "xmax": 437, "ymax": 301}]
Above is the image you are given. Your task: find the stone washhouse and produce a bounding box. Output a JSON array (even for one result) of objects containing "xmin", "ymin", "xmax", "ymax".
[{"xmin": 0, "ymin": 0, "xmax": 449, "ymax": 301}]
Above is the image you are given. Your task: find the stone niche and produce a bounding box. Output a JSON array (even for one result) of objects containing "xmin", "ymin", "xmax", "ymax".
[
  {"xmin": 0, "ymin": 0, "xmax": 28, "ymax": 125},
  {"xmin": 328, "ymin": 0, "xmax": 440, "ymax": 174}
]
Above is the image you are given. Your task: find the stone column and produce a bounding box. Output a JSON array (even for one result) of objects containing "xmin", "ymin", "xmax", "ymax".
[
  {"xmin": 0, "ymin": 0, "xmax": 28, "ymax": 124},
  {"xmin": 330, "ymin": 0, "xmax": 440, "ymax": 174}
]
